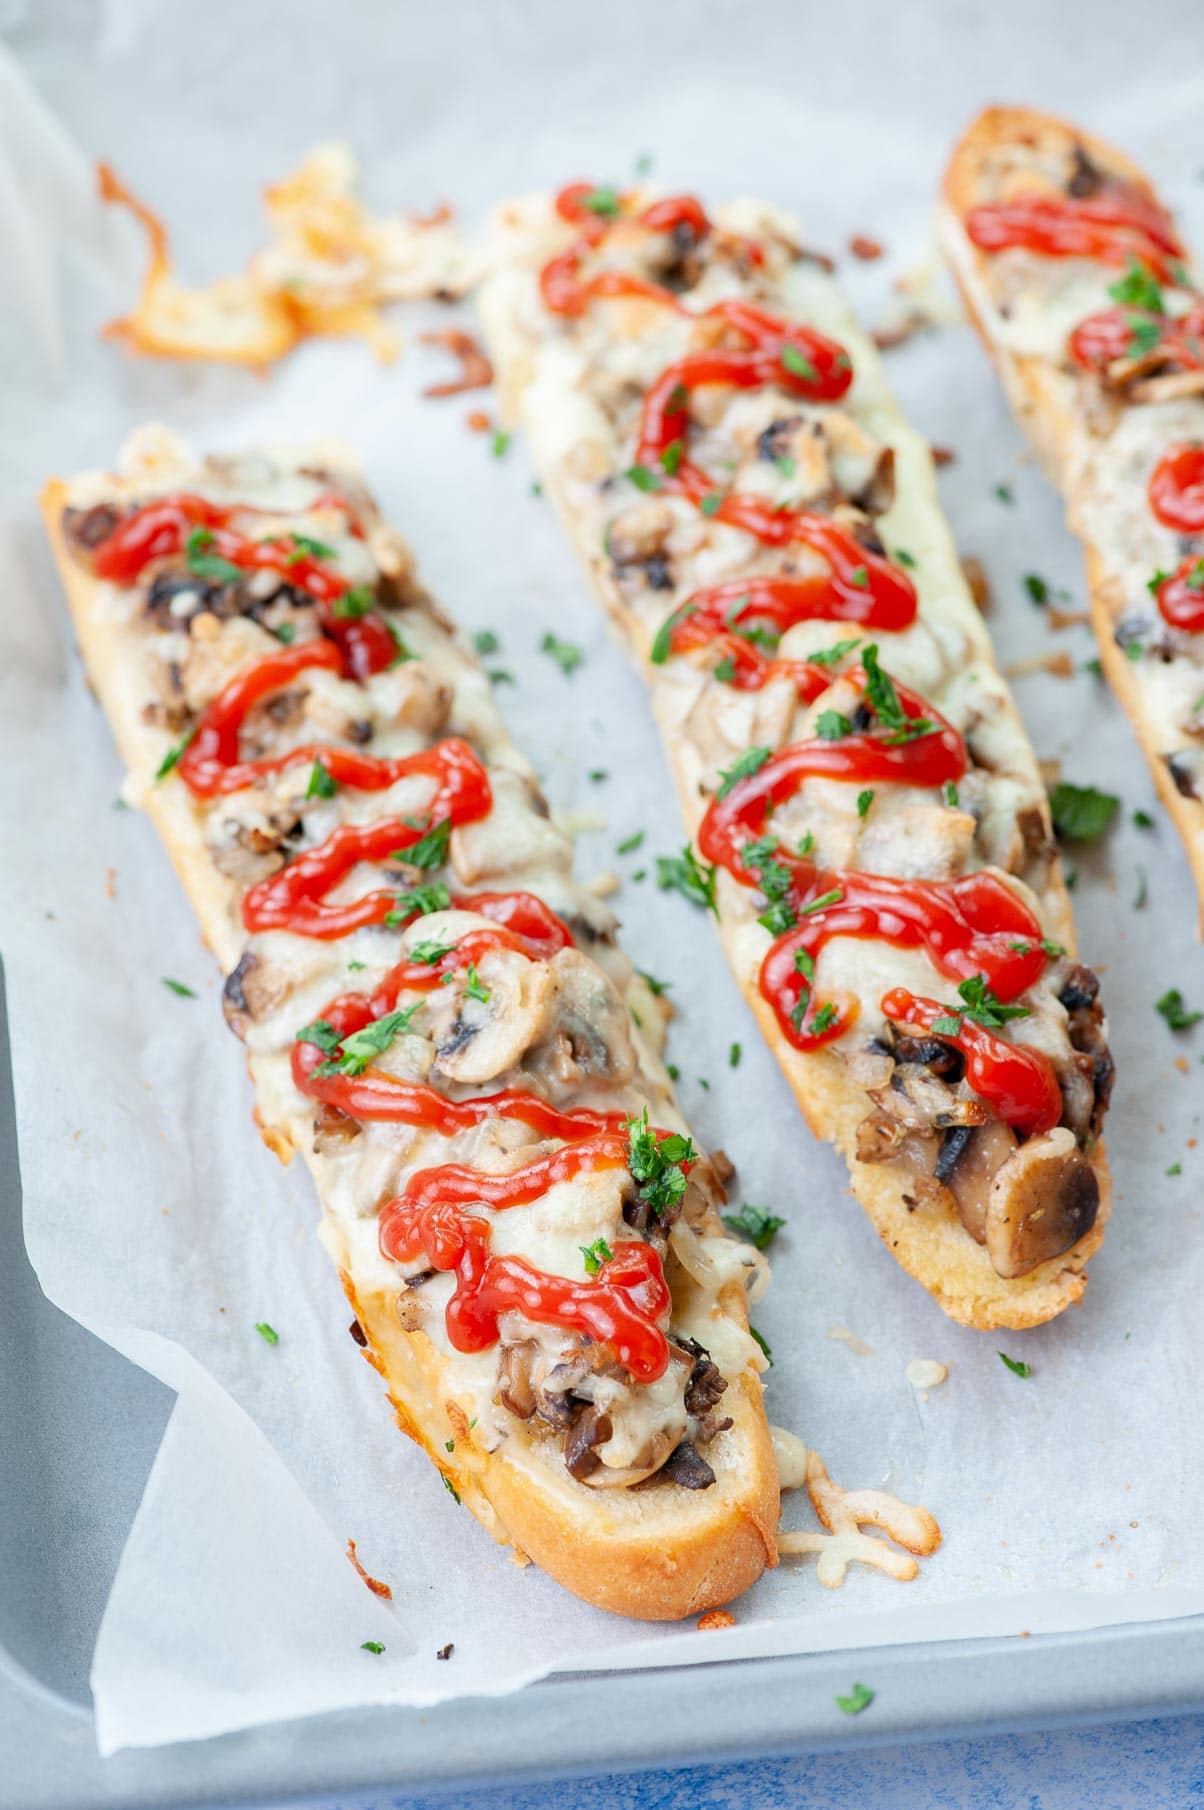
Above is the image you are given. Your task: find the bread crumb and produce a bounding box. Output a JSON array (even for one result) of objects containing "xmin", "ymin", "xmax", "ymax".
[{"xmin": 697, "ymin": 1609, "xmax": 737, "ymax": 1631}]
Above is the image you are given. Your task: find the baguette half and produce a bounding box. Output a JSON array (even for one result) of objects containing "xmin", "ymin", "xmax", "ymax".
[
  {"xmin": 480, "ymin": 186, "xmax": 1112, "ymax": 1329},
  {"xmin": 41, "ymin": 427, "xmax": 777, "ymax": 1620},
  {"xmin": 939, "ymin": 105, "xmax": 1204, "ymax": 922}
]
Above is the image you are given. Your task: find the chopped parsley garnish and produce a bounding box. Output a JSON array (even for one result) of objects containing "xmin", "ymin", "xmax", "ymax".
[
  {"xmin": 1008, "ymin": 939, "xmax": 1066, "ymax": 959},
  {"xmin": 162, "ymin": 977, "xmax": 196, "ymax": 998},
  {"xmin": 625, "ymin": 463, "xmax": 661, "ymax": 493},
  {"xmin": 666, "ymin": 1063, "xmax": 680, "ymax": 1081},
  {"xmin": 749, "ymin": 1326, "xmax": 773, "ymax": 1365},
  {"xmin": 442, "ymin": 1475, "xmax": 461, "ymax": 1504},
  {"xmin": 185, "ymin": 527, "xmax": 243, "ymax": 585},
  {"xmin": 287, "ymin": 533, "xmax": 336, "ymax": 562},
  {"xmin": 1048, "ymin": 782, "xmax": 1120, "ymax": 842},
  {"xmin": 894, "ymin": 548, "xmax": 917, "ymax": 569},
  {"xmin": 275, "ymin": 622, "xmax": 297, "ymax": 644},
  {"xmin": 994, "ymin": 483, "xmax": 1015, "ymax": 506},
  {"xmin": 155, "ymin": 726, "xmax": 196, "ymax": 782},
  {"xmin": 741, "ymin": 837, "xmax": 797, "ymax": 934},
  {"xmin": 617, "ymin": 830, "xmax": 645, "ymax": 854},
  {"xmin": 713, "ymin": 655, "xmax": 739, "ymax": 684},
  {"xmin": 816, "ymin": 710, "xmax": 852, "ymax": 740},
  {"xmin": 835, "ymin": 1683, "xmax": 875, "ymax": 1716},
  {"xmin": 722, "ymin": 1202, "xmax": 785, "ymax": 1250},
  {"xmin": 857, "ymin": 788, "xmax": 874, "ymax": 819},
  {"xmin": 540, "ymin": 631, "xmax": 583, "ymax": 676},
  {"xmin": 806, "ymin": 638, "xmax": 862, "ymax": 668},
  {"xmin": 862, "ymin": 643, "xmax": 932, "ymax": 740},
  {"xmin": 491, "ymin": 430, "xmax": 511, "ymax": 459},
  {"xmin": 590, "ymin": 768, "xmax": 608, "ymax": 782},
  {"xmin": 650, "ymin": 601, "xmax": 694, "ymax": 664},
  {"xmin": 1107, "ymin": 257, "xmax": 1164, "ymax": 314},
  {"xmin": 637, "ymin": 969, "xmax": 671, "ymax": 997},
  {"xmin": 699, "ymin": 492, "xmax": 726, "ymax": 518},
  {"xmin": 1167, "ymin": 1163, "xmax": 1183, "ymax": 1177},
  {"xmin": 1083, "ymin": 657, "xmax": 1102, "ymax": 678},
  {"xmin": 634, "ymin": 152, "xmax": 653, "ymax": 177},
  {"xmin": 302, "ymin": 1005, "xmax": 422, "ymax": 1078},
  {"xmin": 717, "ymin": 745, "xmax": 772, "ymax": 800},
  {"xmin": 473, "ymin": 629, "xmax": 500, "ymax": 656},
  {"xmin": 255, "ymin": 1322, "xmax": 279, "ymax": 1346},
  {"xmin": 998, "ymin": 1351, "xmax": 1032, "ymax": 1379},
  {"xmin": 395, "ymin": 817, "xmax": 452, "ymax": 871},
  {"xmin": 776, "ymin": 454, "xmax": 797, "ymax": 479},
  {"xmin": 462, "ymin": 964, "xmax": 491, "ymax": 1005},
  {"xmin": 943, "ymin": 781, "xmax": 960, "ymax": 807},
  {"xmin": 1155, "ymin": 988, "xmax": 1202, "ymax": 1032},
  {"xmin": 333, "ymin": 585, "xmax": 373, "ymax": 619},
  {"xmin": 580, "ymin": 185, "xmax": 621, "ymax": 216},
  {"xmin": 729, "ymin": 1041, "xmax": 741, "ymax": 1068},
  {"xmin": 384, "ymin": 880, "xmax": 452, "ymax": 927},
  {"xmin": 661, "ymin": 438, "xmax": 684, "ymax": 476},
  {"xmin": 801, "ymin": 887, "xmax": 844, "ymax": 916},
  {"xmin": 580, "ymin": 1237, "xmax": 613, "ymax": 1276},
  {"xmin": 1133, "ymin": 808, "xmax": 1155, "ymax": 829},
  {"xmin": 781, "ymin": 343, "xmax": 819, "ymax": 383},
  {"xmin": 1134, "ymin": 865, "xmax": 1149, "ymax": 911},
  {"xmin": 1127, "ymin": 315, "xmax": 1165, "ymax": 357},
  {"xmin": 808, "ymin": 1002, "xmax": 839, "ymax": 1035},
  {"xmin": 306, "ymin": 758, "xmax": 337, "ymax": 800},
  {"xmin": 849, "ymin": 565, "xmax": 869, "ymax": 589},
  {"xmin": 625, "ymin": 1108, "xmax": 694, "ymax": 1218},
  {"xmin": 361, "ymin": 1640, "xmax": 385, "ymax": 1654},
  {"xmin": 657, "ymin": 846, "xmax": 718, "ymax": 916},
  {"xmin": 1023, "ymin": 573, "xmax": 1050, "ymax": 606},
  {"xmin": 410, "ymin": 939, "xmax": 454, "ymax": 965},
  {"xmin": 932, "ymin": 974, "xmax": 1031, "ymax": 1039}
]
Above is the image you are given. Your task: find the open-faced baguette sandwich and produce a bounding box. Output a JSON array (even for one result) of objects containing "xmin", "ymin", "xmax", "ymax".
[
  {"xmin": 940, "ymin": 106, "xmax": 1204, "ymax": 918},
  {"xmin": 479, "ymin": 183, "xmax": 1113, "ymax": 1329},
  {"xmin": 41, "ymin": 427, "xmax": 779, "ymax": 1620}
]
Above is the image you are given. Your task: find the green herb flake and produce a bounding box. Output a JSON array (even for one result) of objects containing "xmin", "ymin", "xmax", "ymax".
[
  {"xmin": 287, "ymin": 533, "xmax": 336, "ymax": 562},
  {"xmin": 781, "ymin": 343, "xmax": 819, "ymax": 383},
  {"xmin": 580, "ymin": 1237, "xmax": 614, "ymax": 1276},
  {"xmin": 1133, "ymin": 808, "xmax": 1156, "ymax": 829},
  {"xmin": 318, "ymin": 1005, "xmax": 422, "ymax": 1078},
  {"xmin": 657, "ymin": 846, "xmax": 719, "ymax": 916},
  {"xmin": 998, "ymin": 1351, "xmax": 1032, "ymax": 1379},
  {"xmin": 491, "ymin": 430, "xmax": 511, "ymax": 460},
  {"xmin": 442, "ymin": 1474, "xmax": 461, "ymax": 1504},
  {"xmin": 835, "ymin": 1683, "xmax": 875, "ymax": 1717},
  {"xmin": 625, "ymin": 463, "xmax": 661, "ymax": 493},
  {"xmin": 306, "ymin": 757, "xmax": 338, "ymax": 800},
  {"xmin": 581, "ymin": 185, "xmax": 621, "ymax": 216},
  {"xmin": 384, "ymin": 880, "xmax": 452, "ymax": 928},
  {"xmin": 463, "ymin": 963, "xmax": 491, "ymax": 1005},
  {"xmin": 1049, "ymin": 782, "xmax": 1120, "ymax": 842},
  {"xmin": 943, "ymin": 781, "xmax": 960, "ymax": 807},
  {"xmin": 816, "ymin": 710, "xmax": 852, "ymax": 741},
  {"xmin": 895, "ymin": 548, "xmax": 917, "ymax": 569},
  {"xmin": 749, "ymin": 1326, "xmax": 773, "ymax": 1365},
  {"xmin": 185, "ymin": 528, "xmax": 244, "ymax": 585},
  {"xmin": 637, "ymin": 969, "xmax": 672, "ymax": 997},
  {"xmin": 395, "ymin": 817, "xmax": 452, "ymax": 872},
  {"xmin": 473, "ymin": 629, "xmax": 500, "ymax": 655},
  {"xmin": 1167, "ymin": 1162, "xmax": 1183, "ymax": 1177},
  {"xmin": 617, "ymin": 830, "xmax": 645, "ymax": 855},
  {"xmin": 806, "ymin": 637, "xmax": 862, "ymax": 668},
  {"xmin": 729, "ymin": 1041, "xmax": 741, "ymax": 1068},
  {"xmin": 952, "ymin": 973, "xmax": 1031, "ymax": 1030},
  {"xmin": 1023, "ymin": 573, "xmax": 1050, "ymax": 606},
  {"xmin": 332, "ymin": 585, "xmax": 374, "ymax": 620},
  {"xmin": 994, "ymin": 483, "xmax": 1015, "ymax": 506},
  {"xmin": 155, "ymin": 726, "xmax": 196, "ymax": 783},
  {"xmin": 699, "ymin": 492, "xmax": 725, "ymax": 518},
  {"xmin": 361, "ymin": 1640, "xmax": 385, "ymax": 1654},
  {"xmin": 625, "ymin": 1107, "xmax": 695, "ymax": 1219},
  {"xmin": 856, "ymin": 788, "xmax": 874, "ymax": 820},
  {"xmin": 1107, "ymin": 257, "xmax": 1164, "ymax": 314},
  {"xmin": 541, "ymin": 632, "xmax": 584, "ymax": 676},
  {"xmin": 162, "ymin": 977, "xmax": 196, "ymax": 998},
  {"xmin": 802, "ymin": 887, "xmax": 844, "ymax": 917},
  {"xmin": 1156, "ymin": 988, "xmax": 1202, "ymax": 1032},
  {"xmin": 274, "ymin": 622, "xmax": 297, "ymax": 644},
  {"xmin": 722, "ymin": 1203, "xmax": 785, "ymax": 1250},
  {"xmin": 255, "ymin": 1322, "xmax": 279, "ymax": 1346},
  {"xmin": 717, "ymin": 745, "xmax": 772, "ymax": 800},
  {"xmin": 590, "ymin": 768, "xmax": 609, "ymax": 782}
]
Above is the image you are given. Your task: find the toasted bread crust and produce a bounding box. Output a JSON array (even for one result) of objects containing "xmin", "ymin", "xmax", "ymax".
[
  {"xmin": 941, "ymin": 106, "xmax": 1204, "ymax": 929},
  {"xmin": 40, "ymin": 464, "xmax": 779, "ymax": 1619}
]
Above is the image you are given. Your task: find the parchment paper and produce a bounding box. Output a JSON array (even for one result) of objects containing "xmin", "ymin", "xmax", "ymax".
[{"xmin": 2, "ymin": 0, "xmax": 1204, "ymax": 1755}]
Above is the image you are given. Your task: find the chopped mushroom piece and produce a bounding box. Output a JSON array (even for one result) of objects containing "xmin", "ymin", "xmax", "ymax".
[{"xmin": 984, "ymin": 1127, "xmax": 1100, "ymax": 1278}]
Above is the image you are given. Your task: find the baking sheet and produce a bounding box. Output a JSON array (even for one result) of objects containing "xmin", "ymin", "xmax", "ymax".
[{"xmin": 3, "ymin": 0, "xmax": 1204, "ymax": 1758}]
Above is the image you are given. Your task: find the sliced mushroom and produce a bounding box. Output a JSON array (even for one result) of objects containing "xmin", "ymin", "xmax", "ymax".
[
  {"xmin": 540, "ymin": 948, "xmax": 637, "ymax": 1092},
  {"xmin": 432, "ymin": 947, "xmax": 556, "ymax": 1084},
  {"xmin": 936, "ymin": 1118, "xmax": 1019, "ymax": 1244},
  {"xmin": 221, "ymin": 950, "xmax": 289, "ymax": 1038},
  {"xmin": 497, "ymin": 1341, "xmax": 538, "ymax": 1420},
  {"xmin": 869, "ymin": 1064, "xmax": 987, "ymax": 1133},
  {"xmin": 564, "ymin": 1405, "xmax": 614, "ymax": 1480},
  {"xmin": 642, "ymin": 1440, "xmax": 716, "ymax": 1490},
  {"xmin": 606, "ymin": 499, "xmax": 675, "ymax": 568},
  {"xmin": 313, "ymin": 1101, "xmax": 362, "ymax": 1155},
  {"xmin": 983, "ymin": 1127, "xmax": 1100, "ymax": 1278}
]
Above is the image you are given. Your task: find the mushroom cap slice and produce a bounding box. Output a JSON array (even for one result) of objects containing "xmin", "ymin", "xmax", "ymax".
[{"xmin": 984, "ymin": 1126, "xmax": 1100, "ymax": 1279}]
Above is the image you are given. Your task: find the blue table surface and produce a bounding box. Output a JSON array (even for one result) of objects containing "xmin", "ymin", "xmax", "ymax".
[{"xmin": 279, "ymin": 1711, "xmax": 1204, "ymax": 1810}]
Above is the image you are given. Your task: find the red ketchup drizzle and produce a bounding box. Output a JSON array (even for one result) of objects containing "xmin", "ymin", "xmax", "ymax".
[
  {"xmin": 881, "ymin": 989, "xmax": 1061, "ymax": 1138},
  {"xmin": 964, "ymin": 191, "xmax": 1185, "ymax": 280},
  {"xmin": 89, "ymin": 492, "xmax": 397, "ymax": 680},
  {"xmin": 656, "ymin": 571, "xmax": 918, "ymax": 696},
  {"xmin": 378, "ymin": 1136, "xmax": 671, "ymax": 1380},
  {"xmin": 180, "ymin": 641, "xmax": 420, "ymax": 796},
  {"xmin": 241, "ymin": 737, "xmax": 491, "ymax": 936},
  {"xmin": 1146, "ymin": 444, "xmax": 1204, "ymax": 633},
  {"xmin": 541, "ymin": 184, "xmax": 757, "ymax": 317},
  {"xmin": 1069, "ymin": 302, "xmax": 1204, "ymax": 377},
  {"xmin": 697, "ymin": 692, "xmax": 1050, "ymax": 1123}
]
